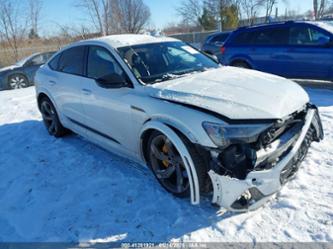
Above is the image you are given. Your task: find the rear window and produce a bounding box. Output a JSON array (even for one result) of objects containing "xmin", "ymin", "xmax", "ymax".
[
  {"xmin": 210, "ymin": 33, "xmax": 229, "ymax": 43},
  {"xmin": 232, "ymin": 27, "xmax": 289, "ymax": 45}
]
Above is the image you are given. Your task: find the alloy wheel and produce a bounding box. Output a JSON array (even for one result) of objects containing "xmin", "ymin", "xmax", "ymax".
[
  {"xmin": 9, "ymin": 75, "xmax": 28, "ymax": 89},
  {"xmin": 149, "ymin": 134, "xmax": 189, "ymax": 195},
  {"xmin": 40, "ymin": 100, "xmax": 58, "ymax": 135}
]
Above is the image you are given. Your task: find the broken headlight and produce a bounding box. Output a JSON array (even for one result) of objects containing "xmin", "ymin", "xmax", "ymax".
[{"xmin": 202, "ymin": 122, "xmax": 272, "ymax": 148}]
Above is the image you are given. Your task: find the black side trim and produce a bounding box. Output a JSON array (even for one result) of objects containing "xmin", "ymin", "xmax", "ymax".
[
  {"xmin": 67, "ymin": 117, "xmax": 120, "ymax": 144},
  {"xmin": 131, "ymin": 105, "xmax": 146, "ymax": 113}
]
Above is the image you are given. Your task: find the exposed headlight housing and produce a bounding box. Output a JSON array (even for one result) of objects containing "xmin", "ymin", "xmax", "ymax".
[{"xmin": 202, "ymin": 122, "xmax": 272, "ymax": 148}]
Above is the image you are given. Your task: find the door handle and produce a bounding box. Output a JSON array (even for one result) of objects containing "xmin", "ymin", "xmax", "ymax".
[
  {"xmin": 49, "ymin": 80, "xmax": 56, "ymax": 86},
  {"xmin": 82, "ymin": 89, "xmax": 92, "ymax": 95}
]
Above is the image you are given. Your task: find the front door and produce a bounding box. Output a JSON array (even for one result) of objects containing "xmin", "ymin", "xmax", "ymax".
[
  {"xmin": 80, "ymin": 45, "xmax": 135, "ymax": 151},
  {"xmin": 284, "ymin": 24, "xmax": 333, "ymax": 80}
]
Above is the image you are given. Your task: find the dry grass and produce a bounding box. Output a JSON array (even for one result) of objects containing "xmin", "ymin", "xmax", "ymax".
[{"xmin": 0, "ymin": 37, "xmax": 82, "ymax": 67}]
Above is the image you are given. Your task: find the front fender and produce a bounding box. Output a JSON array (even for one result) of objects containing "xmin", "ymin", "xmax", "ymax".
[{"xmin": 139, "ymin": 120, "xmax": 200, "ymax": 205}]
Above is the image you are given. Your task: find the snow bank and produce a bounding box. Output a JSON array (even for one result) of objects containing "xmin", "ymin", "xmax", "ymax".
[{"xmin": 0, "ymin": 87, "xmax": 332, "ymax": 242}]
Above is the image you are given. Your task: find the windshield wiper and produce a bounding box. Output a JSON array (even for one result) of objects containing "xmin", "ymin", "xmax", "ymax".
[
  {"xmin": 151, "ymin": 73, "xmax": 183, "ymax": 83},
  {"xmin": 148, "ymin": 68, "xmax": 211, "ymax": 84},
  {"xmin": 173, "ymin": 67, "xmax": 210, "ymax": 76}
]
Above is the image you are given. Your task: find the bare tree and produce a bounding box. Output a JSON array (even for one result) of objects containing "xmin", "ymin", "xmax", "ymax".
[
  {"xmin": 111, "ymin": 0, "xmax": 151, "ymax": 34},
  {"xmin": 313, "ymin": 0, "xmax": 330, "ymax": 19},
  {"xmin": 28, "ymin": 0, "xmax": 42, "ymax": 38},
  {"xmin": 262, "ymin": 0, "xmax": 278, "ymax": 22},
  {"xmin": 177, "ymin": 0, "xmax": 204, "ymax": 29},
  {"xmin": 76, "ymin": 0, "xmax": 112, "ymax": 35},
  {"xmin": 0, "ymin": 0, "xmax": 27, "ymax": 61},
  {"xmin": 240, "ymin": 0, "xmax": 264, "ymax": 25}
]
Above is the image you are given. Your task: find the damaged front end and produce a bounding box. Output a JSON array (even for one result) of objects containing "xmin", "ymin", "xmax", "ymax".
[{"xmin": 206, "ymin": 105, "xmax": 324, "ymax": 212}]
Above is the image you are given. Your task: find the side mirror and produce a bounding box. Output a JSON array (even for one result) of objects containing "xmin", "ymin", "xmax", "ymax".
[{"xmin": 95, "ymin": 73, "xmax": 128, "ymax": 89}]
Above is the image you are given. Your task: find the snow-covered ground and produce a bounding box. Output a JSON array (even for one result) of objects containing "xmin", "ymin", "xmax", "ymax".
[{"xmin": 0, "ymin": 86, "xmax": 332, "ymax": 243}]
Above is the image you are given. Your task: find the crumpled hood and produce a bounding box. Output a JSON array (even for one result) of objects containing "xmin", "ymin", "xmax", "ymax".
[
  {"xmin": 0, "ymin": 65, "xmax": 17, "ymax": 73},
  {"xmin": 147, "ymin": 67, "xmax": 309, "ymax": 120}
]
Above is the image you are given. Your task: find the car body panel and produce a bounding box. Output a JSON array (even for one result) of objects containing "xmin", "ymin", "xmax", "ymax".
[{"xmin": 148, "ymin": 66, "xmax": 309, "ymax": 120}]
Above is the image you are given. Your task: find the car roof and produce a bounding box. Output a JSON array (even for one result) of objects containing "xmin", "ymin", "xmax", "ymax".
[
  {"xmin": 84, "ymin": 34, "xmax": 180, "ymax": 48},
  {"xmin": 237, "ymin": 20, "xmax": 331, "ymax": 31}
]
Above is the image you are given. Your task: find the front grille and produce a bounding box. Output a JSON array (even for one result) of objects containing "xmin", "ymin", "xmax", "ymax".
[
  {"xmin": 259, "ymin": 109, "xmax": 307, "ymax": 147},
  {"xmin": 280, "ymin": 125, "xmax": 316, "ymax": 184}
]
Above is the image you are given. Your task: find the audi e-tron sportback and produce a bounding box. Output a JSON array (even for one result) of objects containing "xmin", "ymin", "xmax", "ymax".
[{"xmin": 35, "ymin": 35, "xmax": 323, "ymax": 211}]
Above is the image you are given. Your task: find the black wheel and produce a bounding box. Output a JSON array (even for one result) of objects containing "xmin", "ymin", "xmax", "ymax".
[
  {"xmin": 40, "ymin": 97, "xmax": 68, "ymax": 137},
  {"xmin": 8, "ymin": 74, "xmax": 29, "ymax": 89},
  {"xmin": 147, "ymin": 131, "xmax": 209, "ymax": 198},
  {"xmin": 231, "ymin": 61, "xmax": 251, "ymax": 69}
]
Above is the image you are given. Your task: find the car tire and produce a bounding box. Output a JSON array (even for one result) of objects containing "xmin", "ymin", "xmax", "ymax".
[
  {"xmin": 8, "ymin": 74, "xmax": 29, "ymax": 89},
  {"xmin": 39, "ymin": 97, "xmax": 69, "ymax": 137},
  {"xmin": 147, "ymin": 130, "xmax": 209, "ymax": 198},
  {"xmin": 231, "ymin": 61, "xmax": 251, "ymax": 69}
]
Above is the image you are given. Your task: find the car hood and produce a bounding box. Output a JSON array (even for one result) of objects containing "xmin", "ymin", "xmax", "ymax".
[
  {"xmin": 146, "ymin": 67, "xmax": 309, "ymax": 120},
  {"xmin": 0, "ymin": 65, "xmax": 18, "ymax": 73}
]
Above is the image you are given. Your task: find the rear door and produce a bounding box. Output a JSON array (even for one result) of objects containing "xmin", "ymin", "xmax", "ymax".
[
  {"xmin": 284, "ymin": 24, "xmax": 333, "ymax": 80},
  {"xmin": 47, "ymin": 46, "xmax": 87, "ymax": 125}
]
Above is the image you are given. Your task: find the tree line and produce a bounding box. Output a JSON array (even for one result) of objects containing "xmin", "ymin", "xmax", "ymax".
[
  {"xmin": 175, "ymin": 0, "xmax": 333, "ymax": 32},
  {"xmin": 0, "ymin": 0, "xmax": 151, "ymax": 62}
]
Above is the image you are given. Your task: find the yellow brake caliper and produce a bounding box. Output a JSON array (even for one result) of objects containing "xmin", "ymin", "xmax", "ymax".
[{"xmin": 162, "ymin": 144, "xmax": 169, "ymax": 168}]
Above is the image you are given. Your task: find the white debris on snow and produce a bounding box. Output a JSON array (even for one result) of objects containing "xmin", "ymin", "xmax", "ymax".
[{"xmin": 0, "ymin": 86, "xmax": 332, "ymax": 242}]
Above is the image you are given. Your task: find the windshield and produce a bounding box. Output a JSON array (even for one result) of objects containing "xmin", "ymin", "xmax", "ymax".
[
  {"xmin": 118, "ymin": 41, "xmax": 219, "ymax": 84},
  {"xmin": 15, "ymin": 56, "xmax": 32, "ymax": 66}
]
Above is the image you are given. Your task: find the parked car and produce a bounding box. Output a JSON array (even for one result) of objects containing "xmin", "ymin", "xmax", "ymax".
[
  {"xmin": 219, "ymin": 21, "xmax": 333, "ymax": 81},
  {"xmin": 201, "ymin": 31, "xmax": 232, "ymax": 55},
  {"xmin": 0, "ymin": 51, "xmax": 55, "ymax": 90},
  {"xmin": 35, "ymin": 34, "xmax": 323, "ymax": 212}
]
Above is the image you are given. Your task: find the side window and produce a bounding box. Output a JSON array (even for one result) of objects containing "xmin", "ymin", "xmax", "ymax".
[
  {"xmin": 42, "ymin": 52, "xmax": 54, "ymax": 63},
  {"xmin": 233, "ymin": 28, "xmax": 289, "ymax": 45},
  {"xmin": 210, "ymin": 33, "xmax": 228, "ymax": 43},
  {"xmin": 251, "ymin": 28, "xmax": 289, "ymax": 45},
  {"xmin": 49, "ymin": 53, "xmax": 61, "ymax": 70},
  {"xmin": 251, "ymin": 30, "xmax": 272, "ymax": 45},
  {"xmin": 232, "ymin": 32, "xmax": 253, "ymax": 45},
  {"xmin": 58, "ymin": 46, "xmax": 85, "ymax": 75},
  {"xmin": 27, "ymin": 54, "xmax": 44, "ymax": 66},
  {"xmin": 87, "ymin": 46, "xmax": 125, "ymax": 79},
  {"xmin": 289, "ymin": 26, "xmax": 330, "ymax": 46}
]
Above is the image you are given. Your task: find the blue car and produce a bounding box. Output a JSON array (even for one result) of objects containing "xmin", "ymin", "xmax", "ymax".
[
  {"xmin": 220, "ymin": 21, "xmax": 333, "ymax": 81},
  {"xmin": 201, "ymin": 31, "xmax": 232, "ymax": 55},
  {"xmin": 0, "ymin": 51, "xmax": 55, "ymax": 90}
]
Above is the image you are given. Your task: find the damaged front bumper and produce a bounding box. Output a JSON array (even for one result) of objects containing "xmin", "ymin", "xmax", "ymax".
[{"xmin": 209, "ymin": 107, "xmax": 324, "ymax": 212}]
